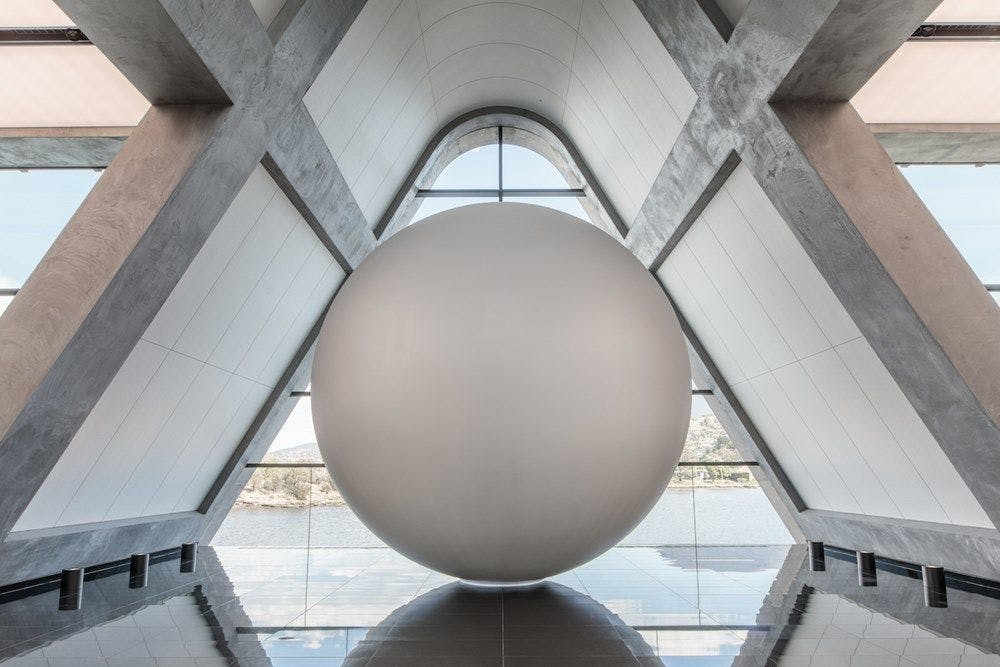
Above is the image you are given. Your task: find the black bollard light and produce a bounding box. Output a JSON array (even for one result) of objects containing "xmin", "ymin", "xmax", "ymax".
[
  {"xmin": 922, "ymin": 565, "xmax": 947, "ymax": 608},
  {"xmin": 129, "ymin": 553, "xmax": 149, "ymax": 589},
  {"xmin": 857, "ymin": 551, "xmax": 877, "ymax": 586},
  {"xmin": 808, "ymin": 541, "xmax": 825, "ymax": 571},
  {"xmin": 180, "ymin": 542, "xmax": 197, "ymax": 573},
  {"xmin": 58, "ymin": 568, "xmax": 84, "ymax": 610}
]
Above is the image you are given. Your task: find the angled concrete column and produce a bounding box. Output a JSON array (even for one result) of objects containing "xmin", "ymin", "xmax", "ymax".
[
  {"xmin": 265, "ymin": 105, "xmax": 374, "ymax": 270},
  {"xmin": 0, "ymin": 105, "xmax": 247, "ymax": 539},
  {"xmin": 0, "ymin": 0, "xmax": 372, "ymax": 545},
  {"xmin": 627, "ymin": 105, "xmax": 739, "ymax": 268},
  {"xmin": 632, "ymin": 0, "xmax": 1000, "ymax": 541},
  {"xmin": 773, "ymin": 102, "xmax": 1000, "ymax": 508},
  {"xmin": 54, "ymin": 0, "xmax": 232, "ymax": 104}
]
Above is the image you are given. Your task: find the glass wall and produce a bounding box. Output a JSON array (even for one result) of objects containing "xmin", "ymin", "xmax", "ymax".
[
  {"xmin": 411, "ymin": 127, "xmax": 591, "ymax": 224},
  {"xmin": 901, "ymin": 163, "xmax": 1000, "ymax": 301},
  {"xmin": 0, "ymin": 168, "xmax": 102, "ymax": 314},
  {"xmin": 212, "ymin": 390, "xmax": 793, "ymax": 549}
]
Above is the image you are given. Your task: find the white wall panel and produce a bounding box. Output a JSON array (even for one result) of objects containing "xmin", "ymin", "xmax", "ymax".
[
  {"xmin": 14, "ymin": 165, "xmax": 346, "ymax": 530},
  {"xmin": 595, "ymin": 0, "xmax": 696, "ymax": 119},
  {"xmin": 562, "ymin": 106, "xmax": 640, "ymax": 225},
  {"xmin": 658, "ymin": 163, "xmax": 994, "ymax": 528},
  {"xmin": 141, "ymin": 375, "xmax": 258, "ymax": 516},
  {"xmin": 835, "ymin": 338, "xmax": 993, "ymax": 527},
  {"xmin": 305, "ymin": 0, "xmax": 697, "ymax": 229},
  {"xmin": 579, "ymin": 0, "xmax": 683, "ymax": 157},
  {"xmin": 421, "ymin": 3, "xmax": 577, "ymax": 67},
  {"xmin": 571, "ymin": 36, "xmax": 662, "ymax": 182},
  {"xmin": 353, "ymin": 83, "xmax": 437, "ymax": 221},
  {"xmin": 316, "ymin": 0, "xmax": 422, "ymax": 160}
]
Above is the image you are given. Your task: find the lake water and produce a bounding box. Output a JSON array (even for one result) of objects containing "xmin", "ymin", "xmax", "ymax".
[{"xmin": 212, "ymin": 487, "xmax": 793, "ymax": 547}]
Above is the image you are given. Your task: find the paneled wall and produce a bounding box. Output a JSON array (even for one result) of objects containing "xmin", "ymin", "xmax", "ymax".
[
  {"xmin": 303, "ymin": 0, "xmax": 697, "ymax": 228},
  {"xmin": 15, "ymin": 165, "xmax": 345, "ymax": 530},
  {"xmin": 657, "ymin": 163, "xmax": 993, "ymax": 528}
]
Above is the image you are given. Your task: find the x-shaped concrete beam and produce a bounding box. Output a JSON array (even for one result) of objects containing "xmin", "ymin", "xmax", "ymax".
[
  {"xmin": 0, "ymin": 0, "xmax": 373, "ymax": 541},
  {"xmin": 629, "ymin": 0, "xmax": 1000, "ymax": 531}
]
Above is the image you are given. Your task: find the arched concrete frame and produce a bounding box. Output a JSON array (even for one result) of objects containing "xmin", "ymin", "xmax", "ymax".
[{"xmin": 374, "ymin": 107, "xmax": 629, "ymax": 241}]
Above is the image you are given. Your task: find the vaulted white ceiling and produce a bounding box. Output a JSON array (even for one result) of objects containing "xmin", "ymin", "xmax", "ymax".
[{"xmin": 302, "ymin": 0, "xmax": 698, "ymax": 229}]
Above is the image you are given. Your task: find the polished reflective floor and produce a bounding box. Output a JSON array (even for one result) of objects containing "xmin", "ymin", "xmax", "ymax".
[{"xmin": 0, "ymin": 545, "xmax": 998, "ymax": 665}]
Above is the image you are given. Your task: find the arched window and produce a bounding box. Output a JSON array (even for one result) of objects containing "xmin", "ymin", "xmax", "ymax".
[{"xmin": 410, "ymin": 127, "xmax": 591, "ymax": 225}]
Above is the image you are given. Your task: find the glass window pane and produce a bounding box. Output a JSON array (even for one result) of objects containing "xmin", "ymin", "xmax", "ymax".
[
  {"xmin": 505, "ymin": 196, "xmax": 588, "ymax": 222},
  {"xmin": 692, "ymin": 465, "xmax": 794, "ymax": 545},
  {"xmin": 211, "ymin": 468, "xmax": 312, "ymax": 547},
  {"xmin": 309, "ymin": 469, "xmax": 385, "ymax": 548},
  {"xmin": 901, "ymin": 164, "xmax": 1000, "ymax": 283},
  {"xmin": 0, "ymin": 169, "xmax": 101, "ymax": 288},
  {"xmin": 501, "ymin": 144, "xmax": 572, "ymax": 189},
  {"xmin": 620, "ymin": 468, "xmax": 695, "ymax": 546},
  {"xmin": 681, "ymin": 395, "xmax": 742, "ymax": 462},
  {"xmin": 263, "ymin": 398, "xmax": 321, "ymax": 462},
  {"xmin": 430, "ymin": 143, "xmax": 498, "ymax": 189}
]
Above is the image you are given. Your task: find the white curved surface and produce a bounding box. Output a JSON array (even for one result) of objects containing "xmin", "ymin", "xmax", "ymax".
[
  {"xmin": 304, "ymin": 0, "xmax": 698, "ymax": 228},
  {"xmin": 311, "ymin": 203, "xmax": 691, "ymax": 582}
]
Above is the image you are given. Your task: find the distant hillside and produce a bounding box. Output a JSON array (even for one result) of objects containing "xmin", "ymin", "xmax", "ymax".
[
  {"xmin": 235, "ymin": 414, "xmax": 750, "ymax": 509},
  {"xmin": 681, "ymin": 414, "xmax": 741, "ymax": 462},
  {"xmin": 262, "ymin": 442, "xmax": 322, "ymax": 463}
]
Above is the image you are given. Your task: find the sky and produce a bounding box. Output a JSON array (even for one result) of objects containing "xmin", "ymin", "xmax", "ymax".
[
  {"xmin": 411, "ymin": 143, "xmax": 591, "ymax": 223},
  {"xmin": 0, "ymin": 168, "xmax": 101, "ymax": 289},
  {"xmin": 899, "ymin": 164, "xmax": 1000, "ymax": 284}
]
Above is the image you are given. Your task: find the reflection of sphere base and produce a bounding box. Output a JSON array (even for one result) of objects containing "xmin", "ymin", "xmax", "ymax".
[
  {"xmin": 460, "ymin": 579, "xmax": 544, "ymax": 589},
  {"xmin": 312, "ymin": 203, "xmax": 691, "ymax": 583}
]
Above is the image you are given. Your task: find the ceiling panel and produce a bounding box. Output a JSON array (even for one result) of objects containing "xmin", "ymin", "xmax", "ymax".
[
  {"xmin": 928, "ymin": 0, "xmax": 1000, "ymax": 21},
  {"xmin": 0, "ymin": 0, "xmax": 72, "ymax": 27},
  {"xmin": 0, "ymin": 45, "xmax": 148, "ymax": 127},
  {"xmin": 853, "ymin": 42, "xmax": 1000, "ymax": 124},
  {"xmin": 305, "ymin": 0, "xmax": 697, "ymax": 229}
]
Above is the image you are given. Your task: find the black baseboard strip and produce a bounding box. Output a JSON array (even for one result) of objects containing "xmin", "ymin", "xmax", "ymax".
[
  {"xmin": 0, "ymin": 547, "xmax": 181, "ymax": 604},
  {"xmin": 825, "ymin": 544, "xmax": 1000, "ymax": 600}
]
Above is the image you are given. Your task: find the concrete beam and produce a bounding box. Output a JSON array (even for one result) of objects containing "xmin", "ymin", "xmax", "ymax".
[
  {"xmin": 773, "ymin": 101, "xmax": 1000, "ymax": 523},
  {"xmin": 796, "ymin": 509, "xmax": 1000, "ymax": 581},
  {"xmin": 0, "ymin": 511, "xmax": 202, "ymax": 587},
  {"xmin": 53, "ymin": 0, "xmax": 231, "ymax": 104},
  {"xmin": 769, "ymin": 0, "xmax": 941, "ymax": 100},
  {"xmin": 0, "ymin": 0, "xmax": 370, "ymax": 552},
  {"xmin": 626, "ymin": 103, "xmax": 739, "ymax": 269},
  {"xmin": 794, "ymin": 543, "xmax": 1000, "ymax": 651},
  {"xmin": 633, "ymin": 0, "xmax": 722, "ymax": 93},
  {"xmin": 264, "ymin": 104, "xmax": 375, "ymax": 271},
  {"xmin": 0, "ymin": 104, "xmax": 249, "ymax": 540},
  {"xmin": 870, "ymin": 123, "xmax": 1000, "ymax": 164},
  {"xmin": 0, "ymin": 127, "xmax": 130, "ymax": 169},
  {"xmin": 633, "ymin": 0, "xmax": 1000, "ymax": 559}
]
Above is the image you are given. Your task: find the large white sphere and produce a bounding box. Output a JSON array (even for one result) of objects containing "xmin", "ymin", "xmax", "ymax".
[{"xmin": 312, "ymin": 203, "xmax": 690, "ymax": 583}]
